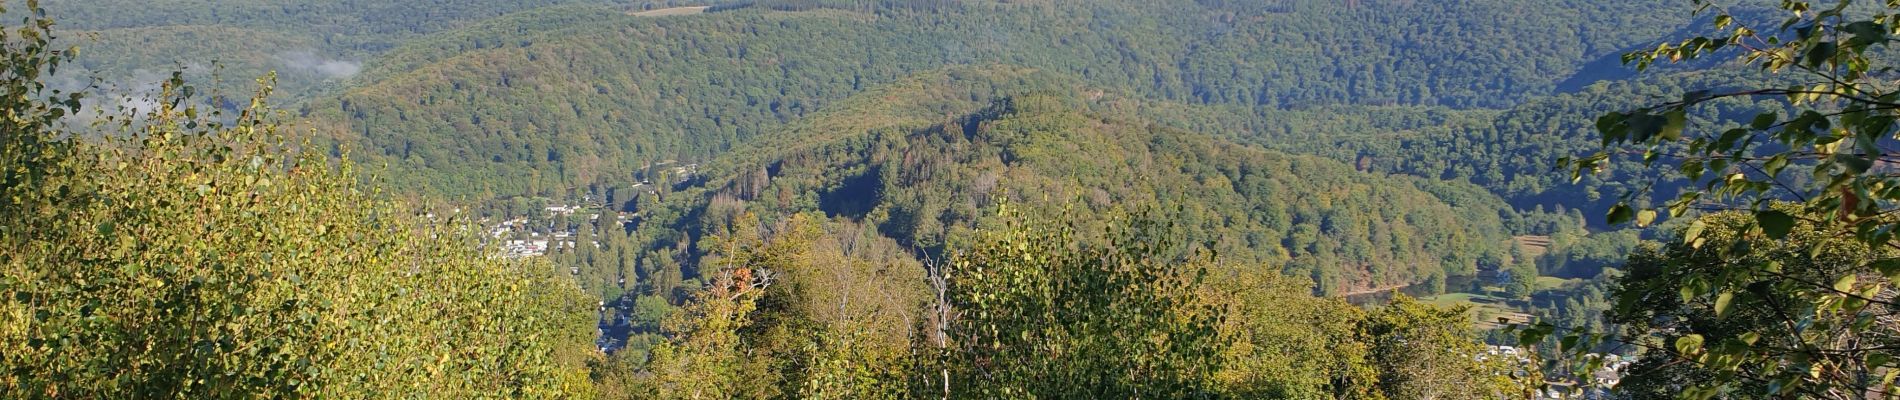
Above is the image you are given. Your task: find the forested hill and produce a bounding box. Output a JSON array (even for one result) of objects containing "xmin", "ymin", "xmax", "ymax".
[
  {"xmin": 303, "ymin": 0, "xmax": 1690, "ymax": 197},
  {"xmin": 28, "ymin": 0, "xmax": 1900, "ymax": 396},
  {"xmin": 40, "ymin": 0, "xmax": 647, "ymax": 105},
  {"xmin": 43, "ymin": 0, "xmax": 637, "ymax": 52},
  {"xmin": 623, "ymin": 66, "xmax": 1516, "ymax": 296}
]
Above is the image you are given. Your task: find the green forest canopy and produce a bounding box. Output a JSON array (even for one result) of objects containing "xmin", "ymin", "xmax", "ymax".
[{"xmin": 19, "ymin": 0, "xmax": 1883, "ymax": 397}]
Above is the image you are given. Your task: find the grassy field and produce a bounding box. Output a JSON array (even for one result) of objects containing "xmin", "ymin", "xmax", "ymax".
[
  {"xmin": 1398, "ymin": 269, "xmax": 1599, "ymax": 331},
  {"xmin": 1422, "ymin": 292, "xmax": 1534, "ymax": 330},
  {"xmin": 1536, "ymin": 276, "xmax": 1582, "ymax": 291},
  {"xmin": 629, "ymin": 6, "xmax": 710, "ymax": 16}
]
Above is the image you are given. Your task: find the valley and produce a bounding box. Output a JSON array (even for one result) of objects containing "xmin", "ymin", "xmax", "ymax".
[{"xmin": 9, "ymin": 0, "xmax": 1892, "ymax": 398}]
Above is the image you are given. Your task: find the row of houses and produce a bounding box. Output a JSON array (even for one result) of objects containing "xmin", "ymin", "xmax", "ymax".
[
  {"xmin": 1486, "ymin": 345, "xmax": 1633, "ymax": 399},
  {"xmin": 487, "ymin": 205, "xmax": 579, "ymax": 259},
  {"xmin": 486, "ymin": 203, "xmax": 636, "ymax": 260}
]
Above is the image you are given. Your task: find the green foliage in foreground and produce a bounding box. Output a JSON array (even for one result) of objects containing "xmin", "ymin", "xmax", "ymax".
[
  {"xmin": 1611, "ymin": 208, "xmax": 1896, "ymax": 399},
  {"xmin": 943, "ymin": 205, "xmax": 1225, "ymax": 398},
  {"xmin": 0, "ymin": 4, "xmax": 595, "ymax": 396},
  {"xmin": 1518, "ymin": 1, "xmax": 1900, "ymax": 398},
  {"xmin": 607, "ymin": 202, "xmax": 1522, "ymax": 399}
]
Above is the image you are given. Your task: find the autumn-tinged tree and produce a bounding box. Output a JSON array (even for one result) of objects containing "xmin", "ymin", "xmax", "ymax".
[
  {"xmin": 0, "ymin": 2, "xmax": 595, "ymax": 396},
  {"xmin": 1202, "ymin": 268, "xmax": 1381, "ymax": 399},
  {"xmin": 636, "ymin": 213, "xmax": 790, "ymax": 399},
  {"xmin": 636, "ymin": 264, "xmax": 776, "ymax": 399},
  {"xmin": 941, "ymin": 204, "xmax": 1226, "ymax": 398},
  {"xmin": 1360, "ymin": 296, "xmax": 1522, "ymax": 400}
]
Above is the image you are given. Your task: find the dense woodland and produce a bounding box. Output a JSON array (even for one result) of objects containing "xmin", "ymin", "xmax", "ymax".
[
  {"xmin": 287, "ymin": 0, "xmax": 1687, "ymax": 196},
  {"xmin": 671, "ymin": 66, "xmax": 1515, "ymax": 294},
  {"xmin": 10, "ymin": 0, "xmax": 1900, "ymax": 398}
]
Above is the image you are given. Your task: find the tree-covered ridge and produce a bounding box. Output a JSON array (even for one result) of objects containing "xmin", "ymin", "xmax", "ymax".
[
  {"xmin": 58, "ymin": 25, "xmax": 338, "ymax": 103},
  {"xmin": 304, "ymin": 0, "xmax": 1696, "ymax": 197},
  {"xmin": 638, "ymin": 66, "xmax": 1516, "ymax": 296},
  {"xmin": 37, "ymin": 1, "xmax": 713, "ymax": 112},
  {"xmin": 24, "ymin": 0, "xmax": 1867, "ymax": 397},
  {"xmin": 29, "ymin": 0, "xmax": 598, "ymax": 104},
  {"xmin": 496, "ymin": 60, "xmax": 1536, "ymax": 390},
  {"xmin": 1179, "ymin": 0, "xmax": 1688, "ymax": 108},
  {"xmin": 1120, "ymin": 68, "xmax": 1789, "ymax": 225},
  {"xmin": 39, "ymin": 0, "xmax": 642, "ymax": 53}
]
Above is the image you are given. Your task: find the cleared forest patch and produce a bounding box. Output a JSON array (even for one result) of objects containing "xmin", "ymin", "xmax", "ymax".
[
  {"xmin": 1512, "ymin": 235, "xmax": 1552, "ymax": 259},
  {"xmin": 629, "ymin": 6, "xmax": 710, "ymax": 16}
]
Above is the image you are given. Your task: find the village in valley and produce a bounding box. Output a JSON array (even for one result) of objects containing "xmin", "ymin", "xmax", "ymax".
[
  {"xmin": 488, "ymin": 203, "xmax": 607, "ymax": 260},
  {"xmin": 482, "ymin": 162, "xmax": 699, "ymax": 260},
  {"xmin": 1483, "ymin": 344, "xmax": 1634, "ymax": 399},
  {"xmin": 464, "ymin": 162, "xmax": 701, "ymax": 355}
]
